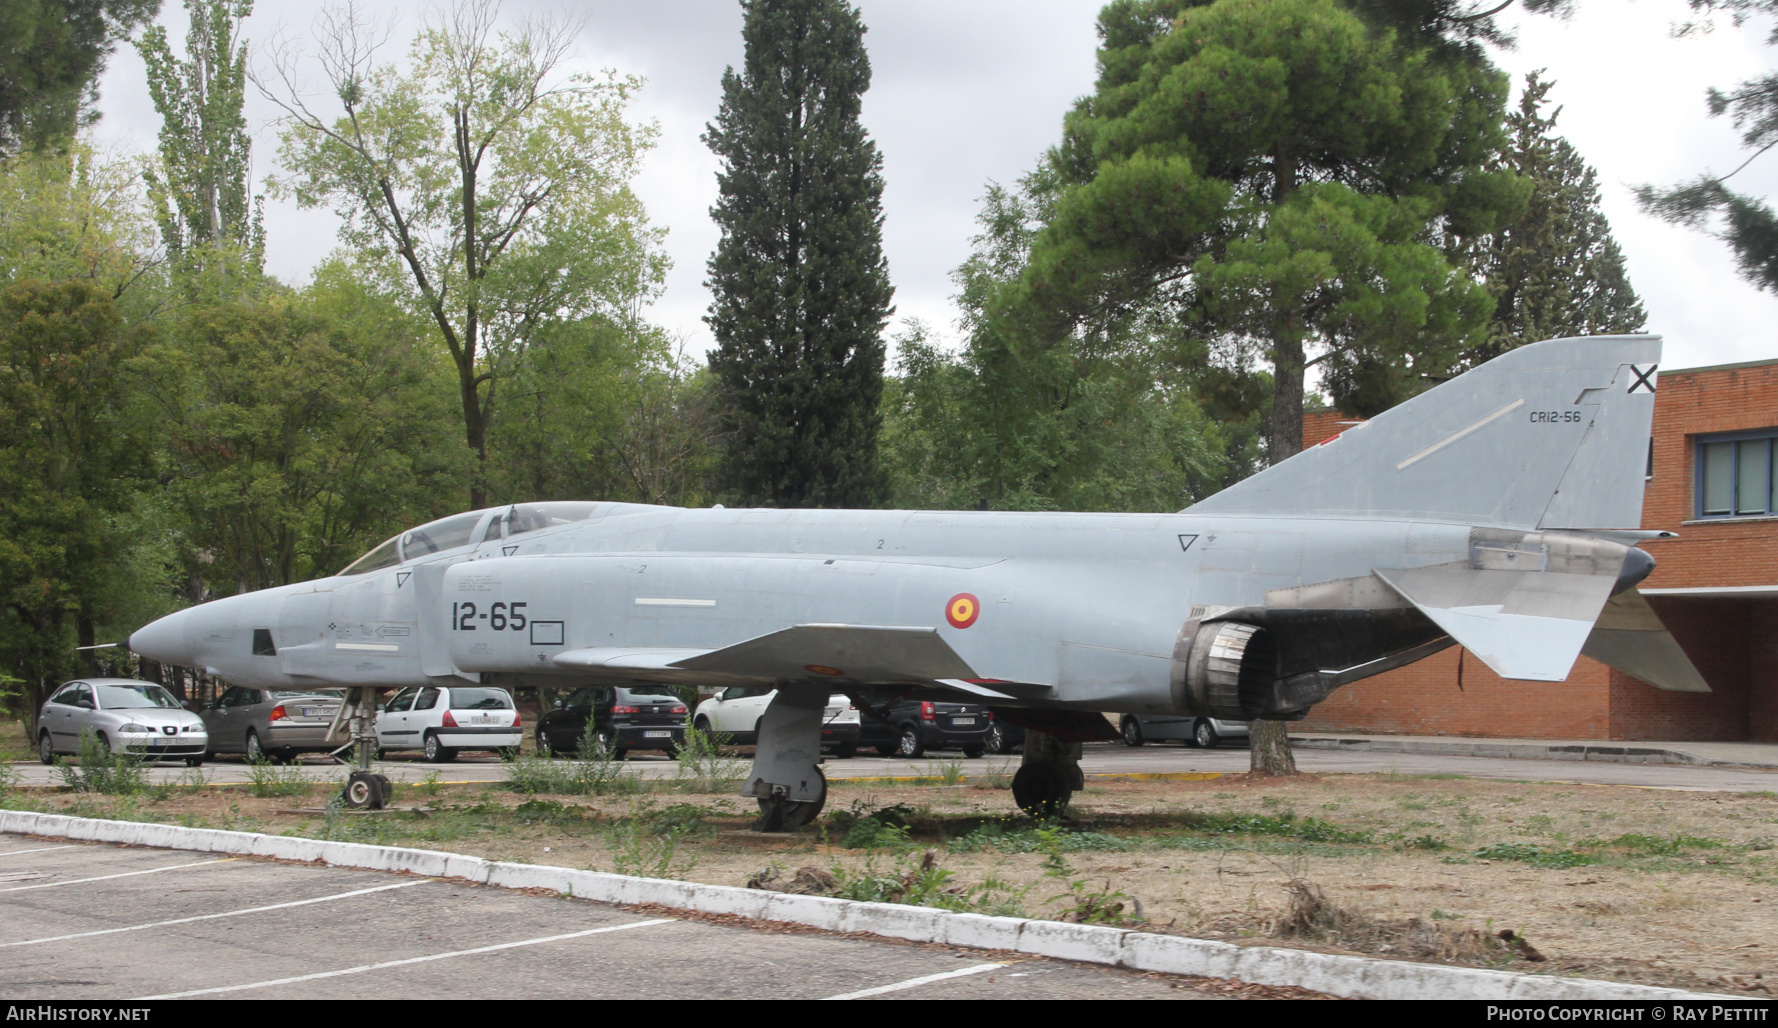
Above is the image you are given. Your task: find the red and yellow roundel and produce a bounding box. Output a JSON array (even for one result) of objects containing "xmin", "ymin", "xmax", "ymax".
[
  {"xmin": 804, "ymin": 664, "xmax": 845, "ymax": 677},
  {"xmin": 945, "ymin": 593, "xmax": 981, "ymax": 629}
]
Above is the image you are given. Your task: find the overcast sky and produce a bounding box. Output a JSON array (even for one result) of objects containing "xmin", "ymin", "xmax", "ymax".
[{"xmin": 87, "ymin": 0, "xmax": 1778, "ymax": 373}]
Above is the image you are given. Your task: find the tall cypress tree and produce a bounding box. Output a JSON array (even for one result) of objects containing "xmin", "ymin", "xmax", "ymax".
[{"xmin": 704, "ymin": 0, "xmax": 893, "ymax": 509}]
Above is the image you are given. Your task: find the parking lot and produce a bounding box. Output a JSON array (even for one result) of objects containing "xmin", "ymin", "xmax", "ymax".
[{"xmin": 0, "ymin": 838, "xmax": 1230, "ymax": 1000}]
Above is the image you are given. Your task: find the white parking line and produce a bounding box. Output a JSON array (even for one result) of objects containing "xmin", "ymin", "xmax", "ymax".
[
  {"xmin": 140, "ymin": 918, "xmax": 677, "ymax": 998},
  {"xmin": 0, "ymin": 859, "xmax": 233, "ymax": 893},
  {"xmin": 0, "ymin": 845, "xmax": 76, "ymax": 859},
  {"xmin": 821, "ymin": 963, "xmax": 1010, "ymax": 1000},
  {"xmin": 0, "ymin": 879, "xmax": 433, "ymax": 948}
]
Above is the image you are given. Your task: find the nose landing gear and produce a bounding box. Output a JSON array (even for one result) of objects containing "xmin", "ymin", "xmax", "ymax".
[{"xmin": 332, "ymin": 687, "xmax": 391, "ymax": 810}]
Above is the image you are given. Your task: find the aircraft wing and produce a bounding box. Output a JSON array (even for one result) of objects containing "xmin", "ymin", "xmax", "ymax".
[
  {"xmin": 1579, "ymin": 590, "xmax": 1711, "ymax": 692},
  {"xmin": 552, "ymin": 624, "xmax": 989, "ymax": 690},
  {"xmin": 1374, "ymin": 564, "xmax": 1616, "ymax": 682}
]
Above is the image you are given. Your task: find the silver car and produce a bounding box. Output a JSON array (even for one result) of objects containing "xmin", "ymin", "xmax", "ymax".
[
  {"xmin": 1120, "ymin": 713, "xmax": 1251, "ymax": 749},
  {"xmin": 200, "ymin": 685, "xmax": 345, "ymax": 763},
  {"xmin": 37, "ymin": 679, "xmax": 209, "ymax": 766}
]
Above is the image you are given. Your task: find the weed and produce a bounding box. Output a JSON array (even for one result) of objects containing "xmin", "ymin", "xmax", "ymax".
[
  {"xmin": 513, "ymin": 798, "xmax": 594, "ymax": 826},
  {"xmin": 1431, "ymin": 908, "xmax": 1460, "ymax": 921},
  {"xmin": 607, "ymin": 799, "xmax": 696, "ymax": 879},
  {"xmin": 1591, "ymin": 833, "xmax": 1724, "ymax": 855},
  {"xmin": 1474, "ymin": 842, "xmax": 1597, "ymax": 869},
  {"xmin": 673, "ymin": 726, "xmax": 747, "ymax": 793},
  {"xmin": 56, "ymin": 733, "xmax": 148, "ymax": 795},
  {"xmin": 1403, "ymin": 834, "xmax": 1449, "ymax": 851},
  {"xmin": 506, "ymin": 724, "xmax": 643, "ymax": 796},
  {"xmin": 419, "ymin": 770, "xmax": 443, "ymax": 797},
  {"xmin": 952, "ymin": 822, "xmax": 1129, "ymax": 854},
  {"xmin": 933, "ymin": 758, "xmax": 965, "ymax": 788},
  {"xmin": 1173, "ymin": 810, "xmax": 1371, "ymax": 844},
  {"xmin": 245, "ymin": 757, "xmax": 313, "ymax": 799},
  {"xmin": 984, "ymin": 761, "xmax": 1016, "ymax": 790},
  {"xmin": 1034, "ymin": 825, "xmax": 1138, "ymax": 925},
  {"xmin": 827, "ymin": 848, "xmax": 1028, "ymax": 917}
]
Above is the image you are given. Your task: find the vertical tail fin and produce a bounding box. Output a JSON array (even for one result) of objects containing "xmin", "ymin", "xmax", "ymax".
[{"xmin": 1187, "ymin": 335, "xmax": 1661, "ymax": 530}]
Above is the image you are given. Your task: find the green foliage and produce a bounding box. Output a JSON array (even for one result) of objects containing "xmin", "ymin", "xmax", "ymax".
[
  {"xmin": 607, "ymin": 798, "xmax": 697, "ymax": 879},
  {"xmin": 1173, "ymin": 809, "xmax": 1372, "ymax": 844},
  {"xmin": 0, "ymin": 279, "xmax": 160, "ymax": 695},
  {"xmin": 135, "ymin": 0, "xmax": 260, "ymax": 267},
  {"xmin": 244, "ymin": 756, "xmax": 313, "ymax": 799},
  {"xmin": 56, "ymin": 730, "xmax": 148, "ymax": 795},
  {"xmin": 1010, "ymin": 0, "xmax": 1525, "ymax": 460},
  {"xmin": 704, "ymin": 0, "xmax": 893, "ymax": 508},
  {"xmin": 828, "ymin": 849, "xmax": 1028, "ymax": 917},
  {"xmin": 951, "ymin": 822, "xmax": 1130, "ymax": 854},
  {"xmin": 1035, "ymin": 824, "xmax": 1139, "ymax": 925},
  {"xmin": 1474, "ymin": 842, "xmax": 1598, "ymax": 869},
  {"xmin": 0, "ymin": 0, "xmax": 161, "ymax": 154},
  {"xmin": 672, "ymin": 725, "xmax": 748, "ymax": 794},
  {"xmin": 505, "ymin": 721, "xmax": 642, "ymax": 796},
  {"xmin": 270, "ymin": 3, "xmax": 666, "ymax": 505},
  {"xmin": 130, "ymin": 266, "xmax": 466, "ymax": 589},
  {"xmin": 1637, "ymin": 1, "xmax": 1778, "ymax": 292},
  {"xmin": 1450, "ymin": 72, "xmax": 1645, "ymax": 376},
  {"xmin": 1588, "ymin": 833, "xmax": 1725, "ymax": 855}
]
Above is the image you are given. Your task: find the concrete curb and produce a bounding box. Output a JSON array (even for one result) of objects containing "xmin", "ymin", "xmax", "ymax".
[
  {"xmin": 0, "ymin": 810, "xmax": 1735, "ymax": 1001},
  {"xmin": 1291, "ymin": 736, "xmax": 1778, "ymax": 769}
]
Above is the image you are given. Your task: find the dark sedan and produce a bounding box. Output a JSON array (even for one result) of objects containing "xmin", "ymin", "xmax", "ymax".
[
  {"xmin": 857, "ymin": 699, "xmax": 990, "ymax": 758},
  {"xmin": 536, "ymin": 685, "xmax": 686, "ymax": 759}
]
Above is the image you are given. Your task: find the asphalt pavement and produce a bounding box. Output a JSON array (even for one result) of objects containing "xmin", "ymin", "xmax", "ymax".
[
  {"xmin": 0, "ymin": 838, "xmax": 1223, "ymax": 1000},
  {"xmin": 11, "ymin": 740, "xmax": 1778, "ymax": 792}
]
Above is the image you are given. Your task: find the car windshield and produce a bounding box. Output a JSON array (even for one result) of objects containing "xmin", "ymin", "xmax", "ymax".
[
  {"xmin": 502, "ymin": 502, "xmax": 603, "ymax": 538},
  {"xmin": 95, "ymin": 684, "xmax": 182, "ymax": 710},
  {"xmin": 447, "ymin": 688, "xmax": 513, "ymax": 710}
]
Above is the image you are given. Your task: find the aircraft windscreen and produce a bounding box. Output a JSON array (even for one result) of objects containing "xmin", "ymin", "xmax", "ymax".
[
  {"xmin": 503, "ymin": 502, "xmax": 603, "ymax": 538},
  {"xmin": 401, "ymin": 512, "xmax": 484, "ymax": 558},
  {"xmin": 340, "ymin": 535, "xmax": 401, "ymax": 576},
  {"xmin": 95, "ymin": 684, "xmax": 182, "ymax": 710}
]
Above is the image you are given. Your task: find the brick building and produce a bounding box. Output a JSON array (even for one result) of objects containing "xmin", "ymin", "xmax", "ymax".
[{"xmin": 1297, "ymin": 358, "xmax": 1778, "ymax": 742}]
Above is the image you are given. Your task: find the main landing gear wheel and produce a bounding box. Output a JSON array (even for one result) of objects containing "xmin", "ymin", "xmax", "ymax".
[
  {"xmin": 343, "ymin": 771, "xmax": 391, "ymax": 810},
  {"xmin": 755, "ymin": 767, "xmax": 826, "ymax": 833},
  {"xmin": 1012, "ymin": 762, "xmax": 1073, "ymax": 819}
]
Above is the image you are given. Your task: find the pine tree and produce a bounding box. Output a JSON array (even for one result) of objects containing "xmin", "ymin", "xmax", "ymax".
[
  {"xmin": 1461, "ymin": 72, "xmax": 1646, "ymax": 368},
  {"xmin": 136, "ymin": 0, "xmax": 260, "ymax": 267},
  {"xmin": 704, "ymin": 0, "xmax": 893, "ymax": 509},
  {"xmin": 0, "ymin": 0, "xmax": 161, "ymax": 155}
]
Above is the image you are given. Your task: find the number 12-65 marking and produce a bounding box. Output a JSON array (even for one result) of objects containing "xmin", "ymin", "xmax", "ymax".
[{"xmin": 452, "ymin": 601, "xmax": 527, "ymax": 631}]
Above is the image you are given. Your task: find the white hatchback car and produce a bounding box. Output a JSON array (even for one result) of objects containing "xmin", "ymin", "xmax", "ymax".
[
  {"xmin": 692, "ymin": 688, "xmax": 862, "ymax": 757},
  {"xmin": 374, "ymin": 684, "xmax": 521, "ymax": 763}
]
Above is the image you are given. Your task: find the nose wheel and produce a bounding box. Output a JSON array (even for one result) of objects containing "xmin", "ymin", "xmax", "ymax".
[{"xmin": 344, "ymin": 771, "xmax": 391, "ymax": 810}]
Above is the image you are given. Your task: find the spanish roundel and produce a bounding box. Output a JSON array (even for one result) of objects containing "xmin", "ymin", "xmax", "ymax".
[{"xmin": 945, "ymin": 593, "xmax": 981, "ymax": 629}]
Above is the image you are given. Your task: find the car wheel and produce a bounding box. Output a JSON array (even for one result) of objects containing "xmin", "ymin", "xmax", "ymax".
[
  {"xmin": 693, "ymin": 715, "xmax": 712, "ymax": 735},
  {"xmin": 961, "ymin": 745, "xmax": 985, "ymax": 759},
  {"xmin": 1122, "ymin": 716, "xmax": 1145, "ymax": 747},
  {"xmin": 896, "ymin": 725, "xmax": 925, "ymax": 759},
  {"xmin": 596, "ymin": 728, "xmax": 627, "ymax": 761},
  {"xmin": 423, "ymin": 732, "xmax": 457, "ymax": 763},
  {"xmin": 245, "ymin": 730, "xmax": 267, "ymax": 763},
  {"xmin": 38, "ymin": 732, "xmax": 54, "ymax": 765},
  {"xmin": 93, "ymin": 733, "xmax": 111, "ymax": 761},
  {"xmin": 1194, "ymin": 719, "xmax": 1220, "ymax": 749},
  {"xmin": 985, "ymin": 722, "xmax": 1010, "ymax": 755},
  {"xmin": 833, "ymin": 742, "xmax": 856, "ymax": 759}
]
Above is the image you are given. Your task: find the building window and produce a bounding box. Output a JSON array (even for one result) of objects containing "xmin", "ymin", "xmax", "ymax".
[{"xmin": 1697, "ymin": 431, "xmax": 1777, "ymax": 517}]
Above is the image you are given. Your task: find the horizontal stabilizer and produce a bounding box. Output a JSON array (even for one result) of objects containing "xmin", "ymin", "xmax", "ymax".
[
  {"xmin": 1580, "ymin": 591, "xmax": 1711, "ymax": 693},
  {"xmin": 672, "ymin": 624, "xmax": 978, "ymax": 684},
  {"xmin": 1375, "ymin": 564, "xmax": 1616, "ymax": 682}
]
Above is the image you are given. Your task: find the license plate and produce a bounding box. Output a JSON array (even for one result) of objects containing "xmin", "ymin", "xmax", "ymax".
[
  {"xmin": 952, "ymin": 717, "xmax": 976, "ymax": 726},
  {"xmin": 303, "ymin": 707, "xmax": 332, "ymax": 717},
  {"xmin": 470, "ymin": 716, "xmax": 497, "ymax": 725},
  {"xmin": 644, "ymin": 730, "xmax": 671, "ymax": 738}
]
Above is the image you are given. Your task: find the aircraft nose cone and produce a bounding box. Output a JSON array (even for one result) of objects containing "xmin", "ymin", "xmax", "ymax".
[{"xmin": 129, "ymin": 609, "xmax": 192, "ymax": 665}]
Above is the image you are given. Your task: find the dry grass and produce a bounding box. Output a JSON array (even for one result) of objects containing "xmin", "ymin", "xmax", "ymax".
[{"xmin": 5, "ymin": 767, "xmax": 1775, "ymax": 995}]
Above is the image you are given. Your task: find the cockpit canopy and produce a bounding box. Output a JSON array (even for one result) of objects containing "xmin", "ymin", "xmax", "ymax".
[{"xmin": 338, "ymin": 501, "xmax": 609, "ymax": 576}]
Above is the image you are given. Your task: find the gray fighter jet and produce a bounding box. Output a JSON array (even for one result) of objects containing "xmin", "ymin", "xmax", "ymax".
[{"xmin": 129, "ymin": 335, "xmax": 1705, "ymax": 823}]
